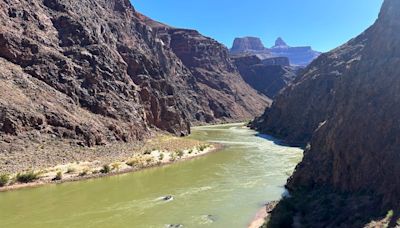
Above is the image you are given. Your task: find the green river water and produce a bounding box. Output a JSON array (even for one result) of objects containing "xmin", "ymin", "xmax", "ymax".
[{"xmin": 0, "ymin": 123, "xmax": 302, "ymax": 228}]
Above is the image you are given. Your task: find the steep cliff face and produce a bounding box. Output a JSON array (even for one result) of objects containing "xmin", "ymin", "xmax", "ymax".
[
  {"xmin": 288, "ymin": 0, "xmax": 400, "ymax": 206},
  {"xmin": 0, "ymin": 0, "xmax": 173, "ymax": 147},
  {"xmin": 0, "ymin": 0, "xmax": 269, "ymax": 150},
  {"xmin": 259, "ymin": 0, "xmax": 400, "ymax": 226},
  {"xmin": 139, "ymin": 16, "xmax": 271, "ymax": 122},
  {"xmin": 252, "ymin": 31, "xmax": 366, "ymax": 146},
  {"xmin": 166, "ymin": 30, "xmax": 271, "ymax": 121},
  {"xmin": 232, "ymin": 55, "xmax": 296, "ymax": 98}
]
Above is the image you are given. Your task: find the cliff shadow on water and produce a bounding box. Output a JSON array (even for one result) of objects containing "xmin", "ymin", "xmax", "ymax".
[{"xmin": 255, "ymin": 133, "xmax": 301, "ymax": 148}]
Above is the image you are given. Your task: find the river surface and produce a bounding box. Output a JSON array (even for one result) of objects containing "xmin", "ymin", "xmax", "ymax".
[{"xmin": 0, "ymin": 123, "xmax": 302, "ymax": 228}]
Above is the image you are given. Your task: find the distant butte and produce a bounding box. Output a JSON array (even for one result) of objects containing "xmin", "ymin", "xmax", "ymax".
[{"xmin": 230, "ymin": 36, "xmax": 321, "ymax": 67}]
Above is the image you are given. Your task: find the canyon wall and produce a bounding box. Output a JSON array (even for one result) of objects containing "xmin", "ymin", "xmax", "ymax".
[
  {"xmin": 257, "ymin": 0, "xmax": 400, "ymax": 226},
  {"xmin": 232, "ymin": 55, "xmax": 296, "ymax": 98},
  {"xmin": 0, "ymin": 0, "xmax": 270, "ymax": 150}
]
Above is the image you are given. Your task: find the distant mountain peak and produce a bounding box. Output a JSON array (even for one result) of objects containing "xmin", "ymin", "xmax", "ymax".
[{"xmin": 274, "ymin": 37, "xmax": 289, "ymax": 48}]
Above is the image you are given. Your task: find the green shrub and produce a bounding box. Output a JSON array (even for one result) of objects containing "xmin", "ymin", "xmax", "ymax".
[
  {"xmin": 188, "ymin": 149, "xmax": 193, "ymax": 154},
  {"xmin": 143, "ymin": 149, "xmax": 152, "ymax": 155},
  {"xmin": 159, "ymin": 153, "xmax": 164, "ymax": 161},
  {"xmin": 100, "ymin": 165, "xmax": 111, "ymax": 174},
  {"xmin": 16, "ymin": 171, "xmax": 39, "ymax": 183},
  {"xmin": 126, "ymin": 157, "xmax": 146, "ymax": 168},
  {"xmin": 199, "ymin": 144, "xmax": 208, "ymax": 151},
  {"xmin": 176, "ymin": 150, "xmax": 184, "ymax": 158},
  {"xmin": 385, "ymin": 210, "xmax": 394, "ymax": 220},
  {"xmin": 53, "ymin": 171, "xmax": 62, "ymax": 181},
  {"xmin": 0, "ymin": 174, "xmax": 10, "ymax": 187}
]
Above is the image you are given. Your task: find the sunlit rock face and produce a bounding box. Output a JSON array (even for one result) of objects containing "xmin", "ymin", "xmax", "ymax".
[{"xmin": 0, "ymin": 0, "xmax": 270, "ymax": 148}]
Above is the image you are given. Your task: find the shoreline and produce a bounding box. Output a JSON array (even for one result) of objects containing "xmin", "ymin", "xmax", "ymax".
[
  {"xmin": 247, "ymin": 201, "xmax": 278, "ymax": 228},
  {"xmin": 0, "ymin": 137, "xmax": 222, "ymax": 192}
]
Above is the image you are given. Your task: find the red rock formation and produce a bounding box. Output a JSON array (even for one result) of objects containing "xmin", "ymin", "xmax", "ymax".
[{"xmin": 0, "ymin": 0, "xmax": 269, "ymax": 148}]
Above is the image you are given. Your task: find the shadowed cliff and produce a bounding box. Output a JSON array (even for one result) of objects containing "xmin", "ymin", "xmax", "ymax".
[{"xmin": 256, "ymin": 0, "xmax": 400, "ymax": 226}]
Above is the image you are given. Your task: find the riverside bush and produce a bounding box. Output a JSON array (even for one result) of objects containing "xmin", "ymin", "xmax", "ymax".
[
  {"xmin": 100, "ymin": 165, "xmax": 111, "ymax": 174},
  {"xmin": 199, "ymin": 145, "xmax": 208, "ymax": 151},
  {"xmin": 16, "ymin": 171, "xmax": 39, "ymax": 183},
  {"xmin": 176, "ymin": 150, "xmax": 184, "ymax": 158},
  {"xmin": 0, "ymin": 174, "xmax": 9, "ymax": 187}
]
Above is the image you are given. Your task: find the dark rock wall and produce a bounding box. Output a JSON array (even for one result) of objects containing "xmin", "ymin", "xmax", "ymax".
[
  {"xmin": 255, "ymin": 0, "xmax": 400, "ymax": 213},
  {"xmin": 232, "ymin": 55, "xmax": 296, "ymax": 98}
]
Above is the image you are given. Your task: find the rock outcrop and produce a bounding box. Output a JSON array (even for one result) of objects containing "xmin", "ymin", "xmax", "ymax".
[
  {"xmin": 232, "ymin": 55, "xmax": 296, "ymax": 98},
  {"xmin": 0, "ymin": 0, "xmax": 270, "ymax": 151},
  {"xmin": 257, "ymin": 0, "xmax": 400, "ymax": 226}
]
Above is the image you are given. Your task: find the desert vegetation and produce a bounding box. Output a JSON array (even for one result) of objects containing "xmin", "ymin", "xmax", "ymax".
[{"xmin": 0, "ymin": 135, "xmax": 214, "ymax": 190}]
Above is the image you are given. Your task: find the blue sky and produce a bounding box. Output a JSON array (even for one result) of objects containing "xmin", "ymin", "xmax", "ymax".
[{"xmin": 131, "ymin": 0, "xmax": 383, "ymax": 52}]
